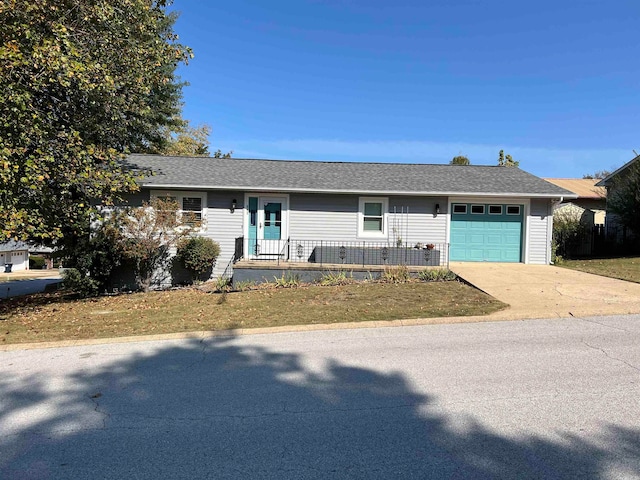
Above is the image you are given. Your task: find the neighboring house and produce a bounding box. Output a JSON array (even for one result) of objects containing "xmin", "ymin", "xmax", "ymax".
[
  {"xmin": 0, "ymin": 241, "xmax": 30, "ymax": 272},
  {"xmin": 543, "ymin": 178, "xmax": 606, "ymax": 226},
  {"xmin": 596, "ymin": 154, "xmax": 639, "ymax": 241},
  {"xmin": 0, "ymin": 241, "xmax": 56, "ymax": 272},
  {"xmin": 123, "ymin": 154, "xmax": 575, "ymax": 282}
]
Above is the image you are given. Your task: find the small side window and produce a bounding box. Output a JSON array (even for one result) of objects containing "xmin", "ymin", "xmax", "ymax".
[
  {"xmin": 506, "ymin": 205, "xmax": 521, "ymax": 215},
  {"xmin": 489, "ymin": 205, "xmax": 502, "ymax": 215},
  {"xmin": 453, "ymin": 204, "xmax": 467, "ymax": 214},
  {"xmin": 471, "ymin": 205, "xmax": 485, "ymax": 214}
]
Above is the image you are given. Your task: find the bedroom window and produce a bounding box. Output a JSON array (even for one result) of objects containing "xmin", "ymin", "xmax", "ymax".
[
  {"xmin": 182, "ymin": 197, "xmax": 203, "ymax": 223},
  {"xmin": 358, "ymin": 197, "xmax": 388, "ymax": 237},
  {"xmin": 150, "ymin": 191, "xmax": 207, "ymax": 229}
]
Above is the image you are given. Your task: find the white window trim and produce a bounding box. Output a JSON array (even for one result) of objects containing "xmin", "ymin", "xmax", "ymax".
[
  {"xmin": 150, "ymin": 190, "xmax": 208, "ymax": 232},
  {"xmin": 470, "ymin": 204, "xmax": 485, "ymax": 214},
  {"xmin": 357, "ymin": 196, "xmax": 388, "ymax": 238},
  {"xmin": 506, "ymin": 205, "xmax": 521, "ymax": 215},
  {"xmin": 488, "ymin": 205, "xmax": 503, "ymax": 215},
  {"xmin": 452, "ymin": 204, "xmax": 467, "ymax": 214}
]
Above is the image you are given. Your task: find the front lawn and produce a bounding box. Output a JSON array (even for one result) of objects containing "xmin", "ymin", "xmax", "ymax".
[
  {"xmin": 0, "ymin": 282, "xmax": 506, "ymax": 345},
  {"xmin": 560, "ymin": 257, "xmax": 640, "ymax": 283}
]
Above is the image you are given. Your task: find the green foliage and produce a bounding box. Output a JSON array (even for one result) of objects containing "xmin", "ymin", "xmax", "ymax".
[
  {"xmin": 154, "ymin": 121, "xmax": 211, "ymax": 156},
  {"xmin": 0, "ymin": 0, "xmax": 191, "ymax": 244},
  {"xmin": 553, "ymin": 208, "xmax": 589, "ymax": 259},
  {"xmin": 418, "ymin": 268, "xmax": 457, "ymax": 282},
  {"xmin": 176, "ymin": 236, "xmax": 221, "ymax": 279},
  {"xmin": 272, "ymin": 273, "xmax": 300, "ymax": 288},
  {"xmin": 319, "ymin": 270, "xmax": 355, "ymax": 286},
  {"xmin": 450, "ymin": 155, "xmax": 471, "ymax": 165},
  {"xmin": 60, "ymin": 217, "xmax": 125, "ymax": 296},
  {"xmin": 212, "ymin": 149, "xmax": 233, "ymax": 159},
  {"xmin": 62, "ymin": 268, "xmax": 101, "ymax": 297},
  {"xmin": 498, "ymin": 150, "xmax": 520, "ymax": 167},
  {"xmin": 380, "ymin": 265, "xmax": 411, "ymax": 283},
  {"xmin": 28, "ymin": 255, "xmax": 46, "ymax": 269},
  {"xmin": 606, "ymin": 161, "xmax": 640, "ymax": 233},
  {"xmin": 214, "ymin": 276, "xmax": 231, "ymax": 294},
  {"xmin": 233, "ymin": 280, "xmax": 256, "ymax": 292}
]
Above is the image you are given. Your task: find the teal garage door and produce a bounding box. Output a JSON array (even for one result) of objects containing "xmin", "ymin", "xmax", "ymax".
[{"xmin": 450, "ymin": 203, "xmax": 523, "ymax": 262}]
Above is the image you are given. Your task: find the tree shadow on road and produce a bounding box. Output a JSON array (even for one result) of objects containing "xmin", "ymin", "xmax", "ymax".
[{"xmin": 1, "ymin": 334, "xmax": 639, "ymax": 479}]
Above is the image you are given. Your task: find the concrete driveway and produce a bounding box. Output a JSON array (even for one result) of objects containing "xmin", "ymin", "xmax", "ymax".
[{"xmin": 450, "ymin": 262, "xmax": 640, "ymax": 319}]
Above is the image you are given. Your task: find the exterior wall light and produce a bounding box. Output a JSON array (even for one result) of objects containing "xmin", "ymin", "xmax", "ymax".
[
  {"xmin": 435, "ymin": 203, "xmax": 440, "ymax": 215},
  {"xmin": 231, "ymin": 199, "xmax": 237, "ymax": 213}
]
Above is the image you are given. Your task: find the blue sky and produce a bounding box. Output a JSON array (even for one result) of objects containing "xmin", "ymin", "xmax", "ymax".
[{"xmin": 170, "ymin": 0, "xmax": 640, "ymax": 177}]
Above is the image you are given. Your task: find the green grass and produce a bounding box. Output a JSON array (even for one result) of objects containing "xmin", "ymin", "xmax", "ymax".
[
  {"xmin": 560, "ymin": 257, "xmax": 640, "ymax": 283},
  {"xmin": 0, "ymin": 282, "xmax": 506, "ymax": 345}
]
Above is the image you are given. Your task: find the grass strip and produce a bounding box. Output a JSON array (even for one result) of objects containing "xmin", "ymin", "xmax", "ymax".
[{"xmin": 1, "ymin": 282, "xmax": 505, "ymax": 345}]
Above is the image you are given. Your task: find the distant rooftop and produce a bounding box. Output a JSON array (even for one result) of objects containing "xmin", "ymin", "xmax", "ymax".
[
  {"xmin": 543, "ymin": 178, "xmax": 606, "ymax": 199},
  {"xmin": 126, "ymin": 154, "xmax": 575, "ymax": 198}
]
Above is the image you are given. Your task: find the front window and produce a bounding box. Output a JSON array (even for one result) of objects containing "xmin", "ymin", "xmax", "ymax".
[
  {"xmin": 182, "ymin": 197, "xmax": 203, "ymax": 223},
  {"xmin": 358, "ymin": 197, "xmax": 388, "ymax": 237},
  {"xmin": 150, "ymin": 191, "xmax": 207, "ymax": 229},
  {"xmin": 363, "ymin": 202, "xmax": 383, "ymax": 231}
]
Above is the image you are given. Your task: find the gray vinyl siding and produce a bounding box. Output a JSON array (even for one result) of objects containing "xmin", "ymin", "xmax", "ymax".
[
  {"xmin": 288, "ymin": 193, "xmax": 448, "ymax": 245},
  {"xmin": 289, "ymin": 194, "xmax": 358, "ymax": 241},
  {"xmin": 528, "ymin": 199, "xmax": 552, "ymax": 264},
  {"xmin": 388, "ymin": 196, "xmax": 448, "ymax": 245},
  {"xmin": 205, "ymin": 191, "xmax": 244, "ymax": 278}
]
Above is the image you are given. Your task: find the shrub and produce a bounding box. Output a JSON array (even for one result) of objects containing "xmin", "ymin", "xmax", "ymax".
[
  {"xmin": 419, "ymin": 268, "xmax": 457, "ymax": 282},
  {"xmin": 234, "ymin": 280, "xmax": 256, "ymax": 291},
  {"xmin": 61, "ymin": 218, "xmax": 125, "ymax": 297},
  {"xmin": 176, "ymin": 237, "xmax": 221, "ymax": 280},
  {"xmin": 380, "ymin": 265, "xmax": 411, "ymax": 283},
  {"xmin": 319, "ymin": 270, "xmax": 354, "ymax": 286},
  {"xmin": 29, "ymin": 255, "xmax": 46, "ymax": 269},
  {"xmin": 62, "ymin": 268, "xmax": 101, "ymax": 297},
  {"xmin": 273, "ymin": 273, "xmax": 300, "ymax": 288},
  {"xmin": 214, "ymin": 276, "xmax": 231, "ymax": 292},
  {"xmin": 553, "ymin": 208, "xmax": 590, "ymax": 259}
]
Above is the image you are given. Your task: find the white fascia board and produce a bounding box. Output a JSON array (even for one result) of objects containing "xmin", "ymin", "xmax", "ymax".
[{"xmin": 141, "ymin": 183, "xmax": 577, "ymax": 199}]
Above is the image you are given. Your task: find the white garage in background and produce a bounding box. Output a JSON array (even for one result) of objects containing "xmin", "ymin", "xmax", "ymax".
[{"xmin": 0, "ymin": 241, "xmax": 30, "ymax": 272}]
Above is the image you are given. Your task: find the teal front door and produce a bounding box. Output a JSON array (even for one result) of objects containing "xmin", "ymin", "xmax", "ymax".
[
  {"xmin": 263, "ymin": 202, "xmax": 282, "ymax": 240},
  {"xmin": 450, "ymin": 203, "xmax": 523, "ymax": 262},
  {"xmin": 248, "ymin": 196, "xmax": 287, "ymax": 258}
]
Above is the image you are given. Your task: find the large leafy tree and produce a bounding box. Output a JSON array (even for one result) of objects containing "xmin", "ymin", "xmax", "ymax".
[{"xmin": 0, "ymin": 0, "xmax": 192, "ymax": 244}]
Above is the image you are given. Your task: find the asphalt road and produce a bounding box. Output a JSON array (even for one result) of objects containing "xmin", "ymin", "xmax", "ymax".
[
  {"xmin": 0, "ymin": 277, "xmax": 61, "ymax": 299},
  {"xmin": 2, "ymin": 315, "xmax": 639, "ymax": 479}
]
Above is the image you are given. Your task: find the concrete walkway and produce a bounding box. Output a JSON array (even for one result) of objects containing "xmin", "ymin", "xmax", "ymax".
[{"xmin": 450, "ymin": 262, "xmax": 640, "ymax": 319}]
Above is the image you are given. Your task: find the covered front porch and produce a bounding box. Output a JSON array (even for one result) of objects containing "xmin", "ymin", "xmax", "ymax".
[{"xmin": 226, "ymin": 238, "xmax": 450, "ymax": 285}]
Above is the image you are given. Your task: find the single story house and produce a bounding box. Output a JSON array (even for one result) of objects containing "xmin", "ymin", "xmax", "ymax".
[
  {"xmin": 543, "ymin": 178, "xmax": 606, "ymax": 226},
  {"xmin": 124, "ymin": 154, "xmax": 575, "ymax": 282},
  {"xmin": 0, "ymin": 241, "xmax": 30, "ymax": 272},
  {"xmin": 0, "ymin": 241, "xmax": 56, "ymax": 272}
]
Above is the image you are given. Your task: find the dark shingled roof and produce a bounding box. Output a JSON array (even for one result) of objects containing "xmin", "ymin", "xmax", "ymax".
[{"xmin": 126, "ymin": 154, "xmax": 575, "ymax": 198}]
